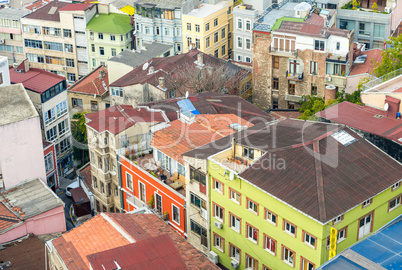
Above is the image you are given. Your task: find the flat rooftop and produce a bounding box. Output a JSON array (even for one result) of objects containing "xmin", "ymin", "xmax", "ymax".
[
  {"xmin": 261, "ymin": 2, "xmax": 299, "ymax": 28},
  {"xmin": 0, "ymin": 8, "xmax": 30, "ymax": 20},
  {"xmin": 185, "ymin": 0, "xmax": 230, "ymax": 18},
  {"xmin": 363, "ymin": 73, "xmax": 402, "ymax": 93}
]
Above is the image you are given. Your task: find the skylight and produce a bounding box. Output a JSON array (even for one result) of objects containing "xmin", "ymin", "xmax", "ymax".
[
  {"xmin": 331, "ymin": 130, "xmax": 357, "ymax": 146},
  {"xmin": 48, "ymin": 6, "xmax": 57, "ymax": 15}
]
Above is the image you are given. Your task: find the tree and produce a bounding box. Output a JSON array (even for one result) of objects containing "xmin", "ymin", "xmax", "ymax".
[
  {"xmin": 71, "ymin": 112, "xmax": 89, "ymax": 167},
  {"xmin": 373, "ymin": 34, "xmax": 402, "ymax": 77}
]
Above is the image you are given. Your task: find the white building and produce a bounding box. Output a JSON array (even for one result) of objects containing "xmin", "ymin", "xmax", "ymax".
[{"xmin": 0, "ymin": 56, "xmax": 11, "ymax": 86}]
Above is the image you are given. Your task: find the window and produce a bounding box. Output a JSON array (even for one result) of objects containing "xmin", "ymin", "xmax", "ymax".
[
  {"xmin": 205, "ymin": 23, "xmax": 210, "ymax": 32},
  {"xmin": 190, "ymin": 192, "xmax": 207, "ymax": 210},
  {"xmin": 172, "ymin": 204, "xmax": 180, "ymax": 224},
  {"xmin": 66, "ymin": 58, "xmax": 74, "ymax": 67},
  {"xmin": 214, "ymin": 32, "xmax": 218, "ymax": 43},
  {"xmin": 164, "ymin": 27, "xmax": 170, "ymax": 36},
  {"xmin": 213, "ymin": 203, "xmax": 224, "ymax": 221},
  {"xmin": 213, "ymin": 178, "xmax": 223, "ymax": 194},
  {"xmin": 359, "ymin": 22, "xmax": 370, "ymax": 36},
  {"xmin": 246, "ymin": 20, "xmax": 251, "ymax": 31},
  {"xmin": 362, "ymin": 198, "xmax": 372, "ymax": 208},
  {"xmin": 288, "ymin": 82, "xmax": 295, "ymax": 95},
  {"xmin": 43, "ymin": 26, "xmax": 61, "ymax": 37},
  {"xmin": 283, "ymin": 220, "xmax": 296, "ymax": 237},
  {"xmin": 245, "ymin": 38, "xmax": 251, "ymax": 50},
  {"xmin": 214, "ymin": 18, "xmax": 218, "ymax": 27},
  {"xmin": 110, "ymin": 34, "xmax": 115, "ymax": 41},
  {"xmin": 230, "ymin": 244, "xmax": 240, "ymax": 262},
  {"xmin": 228, "ymin": 6, "xmax": 231, "ymax": 14},
  {"xmin": 310, "ymin": 61, "xmax": 318, "ymax": 74},
  {"xmin": 111, "ymin": 48, "xmax": 116, "ymax": 56},
  {"xmin": 311, "ymin": 84, "xmax": 317, "ymax": 95},
  {"xmin": 243, "ymin": 147, "xmax": 254, "ymax": 159},
  {"xmin": 187, "ymin": 23, "xmax": 191, "ymax": 31},
  {"xmin": 44, "ymin": 41, "xmax": 63, "ymax": 51},
  {"xmin": 273, "ymin": 56, "xmax": 279, "ymax": 69},
  {"xmin": 16, "ymin": 46, "xmax": 23, "ymax": 53},
  {"xmin": 56, "ymin": 101, "xmax": 67, "ymax": 117},
  {"xmin": 272, "ymin": 78, "xmax": 279, "ymax": 90},
  {"xmin": 139, "ymin": 182, "xmax": 146, "ymax": 202},
  {"xmin": 93, "ymin": 176, "xmax": 97, "ymax": 188},
  {"xmin": 265, "ymin": 209, "xmax": 277, "ymax": 225},
  {"xmin": 63, "ymin": 29, "xmax": 71, "ymax": 38},
  {"xmin": 373, "ymin": 24, "xmax": 385, "ymax": 38},
  {"xmin": 247, "ymin": 198, "xmax": 258, "ymax": 214},
  {"xmin": 303, "ymin": 231, "xmax": 317, "ymax": 248},
  {"xmin": 245, "ymin": 57, "xmax": 251, "ymax": 63},
  {"xmin": 237, "ymin": 37, "xmax": 243, "ymax": 48},
  {"xmin": 264, "ymin": 234, "xmax": 276, "ymax": 255},
  {"xmin": 282, "ymin": 246, "xmax": 295, "ymax": 267},
  {"xmin": 46, "ymin": 125, "xmax": 57, "ymax": 141},
  {"xmin": 187, "ymin": 37, "xmax": 192, "ymax": 47},
  {"xmin": 389, "ymin": 195, "xmax": 401, "ymax": 212},
  {"xmin": 247, "ymin": 223, "xmax": 258, "ymax": 243},
  {"xmin": 145, "ymin": 26, "xmax": 150, "ymax": 35},
  {"xmin": 91, "ymin": 100, "xmax": 98, "ymax": 111},
  {"xmin": 23, "ymin": 24, "xmax": 41, "ymax": 34},
  {"xmin": 392, "ymin": 181, "xmax": 401, "ymax": 191},
  {"xmin": 58, "ymin": 137, "xmax": 71, "ymax": 155},
  {"xmin": 229, "ymin": 188, "xmax": 241, "ymax": 204},
  {"xmin": 24, "ymin": 39, "xmax": 42, "ymax": 49},
  {"xmin": 314, "ymin": 40, "xmax": 324, "ymax": 51},
  {"xmin": 237, "ymin": 18, "xmax": 242, "ymax": 29},
  {"xmin": 27, "ymin": 53, "xmax": 44, "ymax": 63},
  {"xmin": 230, "ymin": 213, "xmax": 241, "ymax": 233},
  {"xmin": 58, "ymin": 119, "xmax": 69, "ymax": 136},
  {"xmin": 301, "ymin": 257, "xmax": 315, "ymax": 270},
  {"xmin": 91, "ymin": 44, "xmax": 95, "ymax": 52},
  {"xmin": 189, "ymin": 166, "xmax": 206, "ymax": 185},
  {"xmin": 195, "ymin": 24, "xmax": 200, "ymax": 32},
  {"xmin": 98, "ymin": 33, "xmax": 103, "ymax": 39},
  {"xmin": 333, "ymin": 215, "xmax": 343, "ymax": 224},
  {"xmin": 99, "ymin": 47, "xmax": 104, "ymax": 55},
  {"xmin": 221, "ymin": 27, "xmax": 225, "ymax": 39},
  {"xmin": 190, "ymin": 220, "xmax": 207, "ymax": 246},
  {"xmin": 237, "ymin": 55, "xmax": 243, "ymax": 62},
  {"xmin": 214, "ymin": 49, "xmax": 218, "ymax": 58},
  {"xmin": 126, "ymin": 173, "xmax": 133, "ymax": 190},
  {"xmin": 45, "ymin": 108, "xmax": 56, "ymax": 125},
  {"xmin": 214, "ymin": 233, "xmax": 224, "ymax": 252},
  {"xmin": 205, "ymin": 37, "xmax": 210, "ymax": 48},
  {"xmin": 101, "ymin": 182, "xmax": 105, "ymax": 193},
  {"xmin": 222, "ymin": 45, "xmax": 226, "ymax": 56},
  {"xmin": 273, "ymin": 98, "xmax": 278, "ymax": 109},
  {"xmin": 246, "ymin": 254, "xmax": 258, "ymax": 270},
  {"xmin": 64, "ymin": 43, "xmax": 73, "ymax": 53},
  {"xmin": 337, "ymin": 227, "xmax": 347, "ymax": 243}
]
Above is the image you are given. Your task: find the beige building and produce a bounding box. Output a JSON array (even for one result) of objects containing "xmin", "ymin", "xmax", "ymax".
[
  {"xmin": 85, "ymin": 105, "xmax": 169, "ymax": 213},
  {"xmin": 0, "ymin": 8, "xmax": 30, "ymax": 66},
  {"xmin": 21, "ymin": 2, "xmax": 96, "ymax": 84},
  {"xmin": 68, "ymin": 65, "xmax": 110, "ymax": 115}
]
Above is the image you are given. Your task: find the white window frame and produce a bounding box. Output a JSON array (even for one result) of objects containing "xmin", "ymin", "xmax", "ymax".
[
  {"xmin": 333, "ymin": 215, "xmax": 343, "ymax": 224},
  {"xmin": 237, "ymin": 36, "xmax": 243, "ymax": 48},
  {"xmin": 139, "ymin": 181, "xmax": 146, "ymax": 202},
  {"xmin": 214, "ymin": 234, "xmax": 224, "ymax": 251},
  {"xmin": 214, "ymin": 179, "xmax": 223, "ymax": 194},
  {"xmin": 265, "ymin": 210, "xmax": 277, "ymax": 226},
  {"xmin": 230, "ymin": 189, "xmax": 240, "ymax": 204},
  {"xmin": 230, "ymin": 214, "xmax": 240, "ymax": 233},
  {"xmin": 247, "ymin": 199, "xmax": 258, "ymax": 214},
  {"xmin": 214, "ymin": 203, "xmax": 223, "ymax": 221},
  {"xmin": 389, "ymin": 196, "xmax": 401, "ymax": 212},
  {"xmin": 304, "ymin": 232, "xmax": 316, "ymax": 248},
  {"xmin": 245, "ymin": 20, "xmax": 251, "ymax": 31},
  {"xmin": 264, "ymin": 235, "xmax": 275, "ymax": 255},
  {"xmin": 284, "ymin": 221, "xmax": 296, "ymax": 237},
  {"xmin": 282, "ymin": 246, "xmax": 294, "ymax": 267},
  {"xmin": 172, "ymin": 204, "xmax": 180, "ymax": 225},
  {"xmin": 126, "ymin": 172, "xmax": 133, "ymax": 191},
  {"xmin": 44, "ymin": 152, "xmax": 54, "ymax": 173},
  {"xmin": 247, "ymin": 224, "xmax": 258, "ymax": 243},
  {"xmin": 230, "ymin": 244, "xmax": 240, "ymax": 262},
  {"xmin": 362, "ymin": 199, "xmax": 372, "ymax": 208},
  {"xmin": 237, "ymin": 18, "xmax": 243, "ymax": 30}
]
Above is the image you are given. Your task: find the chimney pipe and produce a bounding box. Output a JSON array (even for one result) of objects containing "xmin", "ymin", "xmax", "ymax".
[
  {"xmin": 149, "ymin": 66, "xmax": 154, "ymax": 73},
  {"xmin": 325, "ymin": 85, "xmax": 336, "ymax": 103},
  {"xmin": 158, "ymin": 77, "xmax": 165, "ymax": 89},
  {"xmin": 132, "ymin": 98, "xmax": 137, "ymax": 109},
  {"xmin": 197, "ymin": 53, "xmax": 203, "ymax": 66}
]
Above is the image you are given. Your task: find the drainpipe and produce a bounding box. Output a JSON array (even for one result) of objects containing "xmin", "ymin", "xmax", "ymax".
[{"xmin": 118, "ymin": 154, "xmax": 124, "ymax": 212}]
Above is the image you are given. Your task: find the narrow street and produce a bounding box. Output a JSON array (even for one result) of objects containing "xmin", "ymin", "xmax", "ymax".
[{"xmin": 57, "ymin": 176, "xmax": 76, "ymax": 231}]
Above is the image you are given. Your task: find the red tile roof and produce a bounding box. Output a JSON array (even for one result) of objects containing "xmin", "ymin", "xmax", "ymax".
[
  {"xmin": 68, "ymin": 66, "xmax": 109, "ymax": 96},
  {"xmin": 9, "ymin": 67, "xmax": 65, "ymax": 94},
  {"xmin": 58, "ymin": 3, "xmax": 93, "ymax": 11},
  {"xmin": 87, "ymin": 234, "xmax": 188, "ymax": 270},
  {"xmin": 52, "ymin": 213, "xmax": 219, "ymax": 270},
  {"xmin": 24, "ymin": 0, "xmax": 51, "ymax": 11},
  {"xmin": 394, "ymin": 87, "xmax": 402, "ymax": 93},
  {"xmin": 151, "ymin": 114, "xmax": 253, "ymax": 164},
  {"xmin": 78, "ymin": 163, "xmax": 92, "ymax": 192},
  {"xmin": 0, "ymin": 202, "xmax": 22, "ymax": 234},
  {"xmin": 316, "ymin": 101, "xmax": 402, "ymax": 144},
  {"xmin": 85, "ymin": 105, "xmax": 167, "ymax": 135},
  {"xmin": 349, "ymin": 49, "xmax": 383, "ymax": 76},
  {"xmin": 305, "ymin": 13, "xmax": 325, "ymax": 26},
  {"xmin": 24, "ymin": 1, "xmax": 70, "ymax": 21}
]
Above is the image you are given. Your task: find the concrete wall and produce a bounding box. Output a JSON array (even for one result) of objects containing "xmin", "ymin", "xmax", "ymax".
[
  {"xmin": 232, "ymin": 7, "xmax": 258, "ymax": 62},
  {"xmin": 0, "ymin": 117, "xmax": 47, "ymax": 189},
  {"xmin": 0, "ymin": 56, "xmax": 10, "ymax": 86},
  {"xmin": 107, "ymin": 61, "xmax": 134, "ymax": 83},
  {"xmin": 0, "ymin": 205, "xmax": 66, "ymax": 243},
  {"xmin": 361, "ymin": 92, "xmax": 402, "ymax": 111},
  {"xmin": 68, "ymin": 91, "xmax": 109, "ymax": 114}
]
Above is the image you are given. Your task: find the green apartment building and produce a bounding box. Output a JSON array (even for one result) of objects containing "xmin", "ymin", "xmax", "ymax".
[
  {"xmin": 86, "ymin": 12, "xmax": 133, "ymax": 70},
  {"xmin": 206, "ymin": 119, "xmax": 402, "ymax": 270}
]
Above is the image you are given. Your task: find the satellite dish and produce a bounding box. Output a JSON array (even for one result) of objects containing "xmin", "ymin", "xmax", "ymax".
[
  {"xmin": 133, "ymin": 30, "xmax": 137, "ymax": 35},
  {"xmin": 384, "ymin": 103, "xmax": 389, "ymax": 111},
  {"xmin": 142, "ymin": 62, "xmax": 149, "ymax": 70},
  {"xmin": 229, "ymin": 171, "xmax": 234, "ymax": 181},
  {"xmin": 185, "ymin": 91, "xmax": 189, "ymax": 99}
]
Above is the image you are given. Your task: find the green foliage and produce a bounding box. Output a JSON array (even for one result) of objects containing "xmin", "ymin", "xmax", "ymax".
[
  {"xmin": 148, "ymin": 195, "xmax": 154, "ymax": 208},
  {"xmin": 373, "ymin": 34, "xmax": 402, "ymax": 77},
  {"xmin": 372, "ymin": 2, "xmax": 378, "ymax": 10},
  {"xmin": 72, "ymin": 146, "xmax": 89, "ymax": 163},
  {"xmin": 72, "ymin": 112, "xmax": 88, "ymax": 143}
]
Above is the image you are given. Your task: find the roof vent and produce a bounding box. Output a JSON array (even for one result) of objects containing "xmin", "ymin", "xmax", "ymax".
[
  {"xmin": 373, "ymin": 114, "xmax": 384, "ymax": 119},
  {"xmin": 331, "ymin": 130, "xmax": 357, "ymax": 146},
  {"xmin": 354, "ymin": 55, "xmax": 367, "ymax": 64}
]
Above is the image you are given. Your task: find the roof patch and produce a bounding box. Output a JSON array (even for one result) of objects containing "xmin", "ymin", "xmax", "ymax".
[{"xmin": 331, "ymin": 130, "xmax": 357, "ymax": 146}]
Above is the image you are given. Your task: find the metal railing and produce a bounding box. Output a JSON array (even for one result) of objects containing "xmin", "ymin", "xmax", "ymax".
[
  {"xmin": 362, "ymin": 67, "xmax": 402, "ymax": 92},
  {"xmin": 286, "ymin": 71, "xmax": 304, "ymax": 80}
]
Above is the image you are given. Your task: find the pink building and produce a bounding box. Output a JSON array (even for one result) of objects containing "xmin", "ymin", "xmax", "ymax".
[{"xmin": 0, "ymin": 178, "xmax": 66, "ymax": 243}]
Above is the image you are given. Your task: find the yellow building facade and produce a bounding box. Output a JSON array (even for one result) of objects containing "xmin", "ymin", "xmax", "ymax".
[{"xmin": 182, "ymin": 0, "xmax": 233, "ymax": 59}]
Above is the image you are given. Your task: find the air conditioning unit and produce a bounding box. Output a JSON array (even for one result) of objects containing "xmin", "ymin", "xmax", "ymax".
[
  {"xmin": 214, "ymin": 220, "xmax": 223, "ymax": 229},
  {"xmin": 231, "ymin": 260, "xmax": 239, "ymax": 269},
  {"xmin": 208, "ymin": 251, "xmax": 219, "ymax": 264},
  {"xmin": 385, "ymin": 7, "xmax": 391, "ymax": 13},
  {"xmin": 0, "ymin": 39, "xmax": 4, "ymax": 44},
  {"xmin": 63, "ymin": 66, "xmax": 67, "ymax": 70}
]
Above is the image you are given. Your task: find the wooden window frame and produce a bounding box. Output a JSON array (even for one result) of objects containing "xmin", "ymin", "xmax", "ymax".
[
  {"xmin": 273, "ymin": 56, "xmax": 279, "ymax": 69},
  {"xmin": 229, "ymin": 212, "xmax": 241, "ymax": 233},
  {"xmin": 213, "ymin": 202, "xmax": 224, "ymax": 223},
  {"xmin": 300, "ymin": 256, "xmax": 316, "ymax": 270},
  {"xmin": 245, "ymin": 222, "xmax": 259, "ymax": 244},
  {"xmin": 229, "ymin": 187, "xmax": 241, "ymax": 205},
  {"xmin": 283, "ymin": 219, "xmax": 297, "ymax": 238},
  {"xmin": 356, "ymin": 211, "xmax": 374, "ymax": 241},
  {"xmin": 282, "ymin": 244, "xmax": 296, "ymax": 268},
  {"xmin": 263, "ymin": 233, "xmax": 277, "ymax": 256},
  {"xmin": 288, "ymin": 82, "xmax": 295, "ymax": 95},
  {"xmin": 388, "ymin": 194, "xmax": 402, "ymax": 212},
  {"xmin": 229, "ymin": 243, "xmax": 241, "ymax": 264},
  {"xmin": 265, "ymin": 208, "xmax": 278, "ymax": 226},
  {"xmin": 213, "ymin": 177, "xmax": 224, "ymax": 195},
  {"xmin": 273, "ymin": 78, "xmax": 279, "ymax": 90},
  {"xmin": 302, "ymin": 230, "xmax": 317, "ymax": 249},
  {"xmin": 213, "ymin": 232, "xmax": 225, "ymax": 253},
  {"xmin": 246, "ymin": 197, "xmax": 259, "ymax": 215}
]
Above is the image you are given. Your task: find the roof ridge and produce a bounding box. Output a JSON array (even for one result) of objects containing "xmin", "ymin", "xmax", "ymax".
[
  {"xmin": 101, "ymin": 213, "xmax": 136, "ymax": 243},
  {"xmin": 313, "ymin": 140, "xmax": 327, "ymax": 221}
]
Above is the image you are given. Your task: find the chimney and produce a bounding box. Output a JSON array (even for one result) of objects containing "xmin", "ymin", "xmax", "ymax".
[
  {"xmin": 132, "ymin": 98, "xmax": 137, "ymax": 109},
  {"xmin": 158, "ymin": 77, "xmax": 165, "ymax": 89},
  {"xmin": 197, "ymin": 53, "xmax": 203, "ymax": 65},
  {"xmin": 149, "ymin": 66, "xmax": 154, "ymax": 73},
  {"xmin": 23, "ymin": 58, "xmax": 29, "ymax": 72},
  {"xmin": 325, "ymin": 85, "xmax": 336, "ymax": 103},
  {"xmin": 98, "ymin": 69, "xmax": 105, "ymax": 78}
]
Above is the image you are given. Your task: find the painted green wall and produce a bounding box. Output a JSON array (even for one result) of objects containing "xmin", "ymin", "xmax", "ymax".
[{"xmin": 208, "ymin": 158, "xmax": 402, "ymax": 270}]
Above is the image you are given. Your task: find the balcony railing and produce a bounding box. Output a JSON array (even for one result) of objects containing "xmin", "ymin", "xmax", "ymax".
[
  {"xmin": 286, "ymin": 71, "xmax": 304, "ymax": 81},
  {"xmin": 270, "ymin": 46, "xmax": 298, "ymax": 56}
]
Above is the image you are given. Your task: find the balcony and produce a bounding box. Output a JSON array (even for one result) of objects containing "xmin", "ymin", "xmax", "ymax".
[
  {"xmin": 325, "ymin": 75, "xmax": 346, "ymax": 87},
  {"xmin": 269, "ymin": 46, "xmax": 298, "ymax": 57},
  {"xmin": 286, "ymin": 71, "xmax": 304, "ymax": 81},
  {"xmin": 326, "ymin": 52, "xmax": 349, "ymax": 64},
  {"xmin": 285, "ymin": 94, "xmax": 303, "ymax": 103}
]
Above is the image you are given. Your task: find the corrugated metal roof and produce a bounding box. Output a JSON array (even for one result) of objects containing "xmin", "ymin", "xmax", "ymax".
[{"xmin": 0, "ymin": 8, "xmax": 30, "ymax": 20}]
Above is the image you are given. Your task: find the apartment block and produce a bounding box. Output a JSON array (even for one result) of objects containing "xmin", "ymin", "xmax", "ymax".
[
  {"xmin": 253, "ymin": 19, "xmax": 353, "ymax": 110},
  {"xmin": 21, "ymin": 2, "xmax": 96, "ymax": 84},
  {"xmin": 86, "ymin": 11, "xmax": 133, "ymax": 70},
  {"xmin": 182, "ymin": 0, "xmax": 233, "ymax": 59},
  {"xmin": 0, "ymin": 8, "xmax": 30, "ymax": 65},
  {"xmin": 9, "ymin": 60, "xmax": 73, "ymax": 178},
  {"xmin": 133, "ymin": 0, "xmax": 199, "ymax": 54},
  {"xmin": 207, "ymin": 119, "xmax": 402, "ymax": 270}
]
